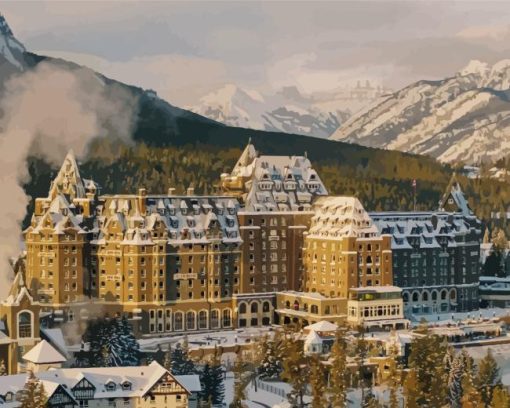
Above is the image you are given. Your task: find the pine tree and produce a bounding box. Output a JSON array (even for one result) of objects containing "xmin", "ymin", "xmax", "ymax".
[
  {"xmin": 0, "ymin": 359, "xmax": 6, "ymax": 375},
  {"xmin": 281, "ymin": 331, "xmax": 308, "ymax": 407},
  {"xmin": 209, "ymin": 348, "xmax": 225, "ymax": 405},
  {"xmin": 387, "ymin": 344, "xmax": 401, "ymax": 408},
  {"xmin": 403, "ymin": 369, "xmax": 419, "ymax": 408},
  {"xmin": 328, "ymin": 329, "xmax": 347, "ymax": 408},
  {"xmin": 164, "ymin": 343, "xmax": 172, "ymax": 371},
  {"xmin": 408, "ymin": 330, "xmax": 448, "ymax": 405},
  {"xmin": 118, "ymin": 316, "xmax": 140, "ymax": 366},
  {"xmin": 257, "ymin": 334, "xmax": 283, "ymax": 380},
  {"xmin": 171, "ymin": 342, "xmax": 196, "ymax": 375},
  {"xmin": 20, "ymin": 371, "xmax": 47, "ymax": 408},
  {"xmin": 355, "ymin": 325, "xmax": 369, "ymax": 403},
  {"xmin": 200, "ymin": 363, "xmax": 213, "ymax": 404},
  {"xmin": 309, "ymin": 354, "xmax": 327, "ymax": 408},
  {"xmin": 231, "ymin": 353, "xmax": 247, "ymax": 408},
  {"xmin": 476, "ymin": 349, "xmax": 501, "ymax": 407},
  {"xmin": 362, "ymin": 388, "xmax": 380, "ymax": 408},
  {"xmin": 448, "ymin": 353, "xmax": 464, "ymax": 408},
  {"xmin": 491, "ymin": 386, "xmax": 510, "ymax": 408},
  {"xmin": 460, "ymin": 350, "xmax": 482, "ymax": 408}
]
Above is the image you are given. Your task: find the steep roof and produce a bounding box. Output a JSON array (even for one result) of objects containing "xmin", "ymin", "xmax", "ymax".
[
  {"xmin": 438, "ymin": 173, "xmax": 472, "ymax": 215},
  {"xmin": 23, "ymin": 340, "xmax": 67, "ymax": 364},
  {"xmin": 309, "ymin": 196, "xmax": 378, "ymax": 239}
]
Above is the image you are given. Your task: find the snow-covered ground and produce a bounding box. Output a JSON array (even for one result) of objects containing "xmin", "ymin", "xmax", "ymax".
[{"xmin": 408, "ymin": 307, "xmax": 510, "ymax": 326}]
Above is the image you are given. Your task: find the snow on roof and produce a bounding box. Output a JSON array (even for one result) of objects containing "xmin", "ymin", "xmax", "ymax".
[
  {"xmin": 41, "ymin": 328, "xmax": 69, "ymax": 359},
  {"xmin": 305, "ymin": 330, "xmax": 323, "ymax": 345},
  {"xmin": 226, "ymin": 142, "xmax": 327, "ymax": 211},
  {"xmin": 305, "ymin": 321, "xmax": 338, "ymax": 332},
  {"xmin": 174, "ymin": 374, "xmax": 202, "ymax": 393},
  {"xmin": 23, "ymin": 340, "xmax": 67, "ymax": 364},
  {"xmin": 308, "ymin": 196, "xmax": 378, "ymax": 239}
]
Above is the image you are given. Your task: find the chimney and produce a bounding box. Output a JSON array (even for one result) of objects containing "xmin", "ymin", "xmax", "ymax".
[
  {"xmin": 187, "ymin": 186, "xmax": 195, "ymax": 196},
  {"xmin": 168, "ymin": 187, "xmax": 176, "ymax": 196}
]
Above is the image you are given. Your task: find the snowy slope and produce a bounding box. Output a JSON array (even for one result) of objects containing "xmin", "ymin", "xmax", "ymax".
[
  {"xmin": 190, "ymin": 84, "xmax": 369, "ymax": 138},
  {"xmin": 330, "ymin": 60, "xmax": 510, "ymax": 164},
  {"xmin": 0, "ymin": 14, "xmax": 26, "ymax": 71}
]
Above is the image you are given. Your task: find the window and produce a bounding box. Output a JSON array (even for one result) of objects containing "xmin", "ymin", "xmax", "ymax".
[
  {"xmin": 186, "ymin": 311, "xmax": 196, "ymax": 330},
  {"xmin": 105, "ymin": 381, "xmax": 116, "ymax": 391},
  {"xmin": 222, "ymin": 309, "xmax": 232, "ymax": 327},
  {"xmin": 174, "ymin": 312, "xmax": 184, "ymax": 331},
  {"xmin": 18, "ymin": 311, "xmax": 32, "ymax": 338},
  {"xmin": 199, "ymin": 310, "xmax": 208, "ymax": 329},
  {"xmin": 211, "ymin": 310, "xmax": 220, "ymax": 329}
]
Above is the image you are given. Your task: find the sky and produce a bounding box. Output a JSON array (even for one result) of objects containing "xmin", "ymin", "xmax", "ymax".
[{"xmin": 4, "ymin": 1, "xmax": 510, "ymax": 107}]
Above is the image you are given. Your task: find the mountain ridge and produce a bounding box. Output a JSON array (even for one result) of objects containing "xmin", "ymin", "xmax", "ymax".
[{"xmin": 331, "ymin": 59, "xmax": 510, "ymax": 164}]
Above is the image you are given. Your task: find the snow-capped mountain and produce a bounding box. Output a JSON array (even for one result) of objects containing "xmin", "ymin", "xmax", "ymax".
[
  {"xmin": 330, "ymin": 59, "xmax": 510, "ymax": 164},
  {"xmin": 0, "ymin": 14, "xmax": 27, "ymax": 72},
  {"xmin": 190, "ymin": 83, "xmax": 384, "ymax": 138}
]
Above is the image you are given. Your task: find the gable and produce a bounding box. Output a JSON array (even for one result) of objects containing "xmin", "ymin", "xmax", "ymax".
[{"xmin": 147, "ymin": 372, "xmax": 189, "ymax": 395}]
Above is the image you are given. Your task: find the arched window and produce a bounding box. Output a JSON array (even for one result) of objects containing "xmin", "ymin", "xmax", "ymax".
[
  {"xmin": 293, "ymin": 301, "xmax": 300, "ymax": 311},
  {"xmin": 174, "ymin": 312, "xmax": 184, "ymax": 331},
  {"xmin": 18, "ymin": 311, "xmax": 32, "ymax": 338},
  {"xmin": 412, "ymin": 292, "xmax": 419, "ymax": 302},
  {"xmin": 186, "ymin": 311, "xmax": 196, "ymax": 330},
  {"xmin": 251, "ymin": 302, "xmax": 258, "ymax": 313},
  {"xmin": 432, "ymin": 291, "xmax": 438, "ymax": 301},
  {"xmin": 222, "ymin": 309, "xmax": 232, "ymax": 327},
  {"xmin": 422, "ymin": 292, "xmax": 429, "ymax": 302},
  {"xmin": 403, "ymin": 293, "xmax": 409, "ymax": 302},
  {"xmin": 239, "ymin": 303, "xmax": 247, "ymax": 314},
  {"xmin": 450, "ymin": 290, "xmax": 456, "ymax": 300},
  {"xmin": 211, "ymin": 310, "xmax": 219, "ymax": 329},
  {"xmin": 285, "ymin": 301, "xmax": 291, "ymax": 308},
  {"xmin": 263, "ymin": 301, "xmax": 271, "ymax": 313},
  {"xmin": 198, "ymin": 310, "xmax": 208, "ymax": 330},
  {"xmin": 441, "ymin": 290, "xmax": 448, "ymax": 300}
]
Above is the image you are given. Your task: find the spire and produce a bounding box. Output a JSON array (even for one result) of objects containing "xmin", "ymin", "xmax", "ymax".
[
  {"xmin": 48, "ymin": 150, "xmax": 86, "ymax": 200},
  {"xmin": 233, "ymin": 140, "xmax": 257, "ymax": 170},
  {"xmin": 438, "ymin": 172, "xmax": 472, "ymax": 215}
]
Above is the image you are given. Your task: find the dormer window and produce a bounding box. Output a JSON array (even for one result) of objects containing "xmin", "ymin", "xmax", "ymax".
[
  {"xmin": 121, "ymin": 381, "xmax": 132, "ymax": 391},
  {"xmin": 105, "ymin": 381, "xmax": 116, "ymax": 391}
]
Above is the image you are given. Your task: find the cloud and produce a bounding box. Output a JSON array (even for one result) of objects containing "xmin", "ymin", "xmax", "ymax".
[
  {"xmin": 37, "ymin": 50, "xmax": 230, "ymax": 106},
  {"xmin": 0, "ymin": 61, "xmax": 137, "ymax": 297}
]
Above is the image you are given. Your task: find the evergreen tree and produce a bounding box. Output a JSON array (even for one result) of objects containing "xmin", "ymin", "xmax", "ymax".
[
  {"xmin": 387, "ymin": 344, "xmax": 401, "ymax": 408},
  {"xmin": 355, "ymin": 325, "xmax": 369, "ymax": 403},
  {"xmin": 491, "ymin": 386, "xmax": 510, "ymax": 408},
  {"xmin": 171, "ymin": 342, "xmax": 196, "ymax": 375},
  {"xmin": 84, "ymin": 317, "xmax": 140, "ymax": 367},
  {"xmin": 200, "ymin": 364, "xmax": 213, "ymax": 404},
  {"xmin": 281, "ymin": 331, "xmax": 308, "ymax": 407},
  {"xmin": 0, "ymin": 359, "xmax": 6, "ymax": 376},
  {"xmin": 164, "ymin": 344, "xmax": 172, "ymax": 371},
  {"xmin": 257, "ymin": 334, "xmax": 283, "ymax": 380},
  {"xmin": 476, "ymin": 349, "xmax": 501, "ymax": 407},
  {"xmin": 403, "ymin": 369, "xmax": 419, "ymax": 408},
  {"xmin": 209, "ymin": 348, "xmax": 225, "ymax": 405},
  {"xmin": 408, "ymin": 329, "xmax": 448, "ymax": 406},
  {"xmin": 328, "ymin": 329, "xmax": 347, "ymax": 408},
  {"xmin": 118, "ymin": 316, "xmax": 140, "ymax": 366},
  {"xmin": 309, "ymin": 354, "xmax": 327, "ymax": 408},
  {"xmin": 460, "ymin": 350, "xmax": 482, "ymax": 408},
  {"xmin": 20, "ymin": 371, "xmax": 47, "ymax": 408},
  {"xmin": 448, "ymin": 353, "xmax": 464, "ymax": 408},
  {"xmin": 231, "ymin": 353, "xmax": 247, "ymax": 408}
]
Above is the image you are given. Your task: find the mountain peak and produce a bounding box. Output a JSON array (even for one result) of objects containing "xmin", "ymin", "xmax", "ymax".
[
  {"xmin": 0, "ymin": 13, "xmax": 26, "ymax": 71},
  {"xmin": 458, "ymin": 59, "xmax": 489, "ymax": 77},
  {"xmin": 0, "ymin": 14, "xmax": 14, "ymax": 37}
]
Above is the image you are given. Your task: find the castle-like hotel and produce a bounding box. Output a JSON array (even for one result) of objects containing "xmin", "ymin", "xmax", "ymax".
[{"xmin": 1, "ymin": 142, "xmax": 481, "ymax": 355}]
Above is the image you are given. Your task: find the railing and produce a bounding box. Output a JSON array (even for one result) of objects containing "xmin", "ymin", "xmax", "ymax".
[{"xmin": 255, "ymin": 379, "xmax": 286, "ymax": 398}]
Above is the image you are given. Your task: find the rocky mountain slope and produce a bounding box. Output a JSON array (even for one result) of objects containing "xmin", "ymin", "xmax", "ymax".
[
  {"xmin": 331, "ymin": 60, "xmax": 510, "ymax": 164},
  {"xmin": 190, "ymin": 83, "xmax": 385, "ymax": 138}
]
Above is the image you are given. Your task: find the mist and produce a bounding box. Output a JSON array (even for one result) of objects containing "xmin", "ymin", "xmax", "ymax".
[{"xmin": 0, "ymin": 61, "xmax": 138, "ymax": 298}]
